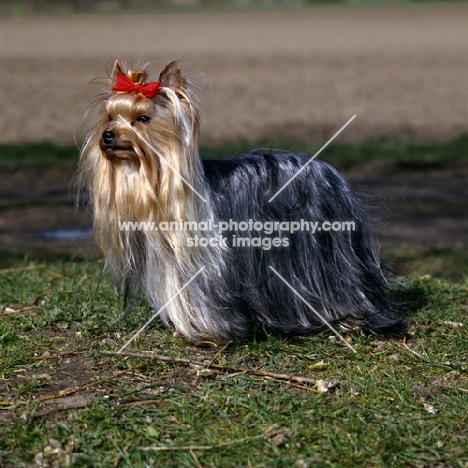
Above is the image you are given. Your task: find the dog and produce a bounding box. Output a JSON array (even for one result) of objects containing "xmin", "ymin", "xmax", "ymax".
[{"xmin": 77, "ymin": 59, "xmax": 405, "ymax": 344}]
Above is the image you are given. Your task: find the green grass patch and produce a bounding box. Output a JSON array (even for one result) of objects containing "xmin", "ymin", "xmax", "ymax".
[
  {"xmin": 0, "ymin": 252, "xmax": 467, "ymax": 467},
  {"xmin": 1, "ymin": 137, "xmax": 468, "ymax": 167},
  {"xmin": 0, "ymin": 142, "xmax": 79, "ymax": 166},
  {"xmin": 201, "ymin": 136, "xmax": 468, "ymax": 167},
  {"xmin": 383, "ymin": 245, "xmax": 468, "ymax": 281}
]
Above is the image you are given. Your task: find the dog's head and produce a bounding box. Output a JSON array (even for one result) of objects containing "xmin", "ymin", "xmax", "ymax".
[
  {"xmin": 79, "ymin": 59, "xmax": 201, "ymax": 213},
  {"xmin": 94, "ymin": 59, "xmax": 197, "ymax": 164},
  {"xmin": 77, "ymin": 59, "xmax": 204, "ymax": 264},
  {"xmin": 99, "ymin": 64, "xmax": 157, "ymax": 162}
]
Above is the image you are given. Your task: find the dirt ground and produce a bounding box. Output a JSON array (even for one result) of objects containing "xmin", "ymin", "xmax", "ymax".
[
  {"xmin": 1, "ymin": 5, "xmax": 468, "ymax": 145},
  {"xmin": 0, "ymin": 5, "xmax": 467, "ymax": 260}
]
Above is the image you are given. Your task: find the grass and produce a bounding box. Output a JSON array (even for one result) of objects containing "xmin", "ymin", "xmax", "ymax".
[
  {"xmin": 0, "ymin": 253, "xmax": 467, "ymax": 467},
  {"xmin": 0, "ymin": 142, "xmax": 80, "ymax": 166},
  {"xmin": 201, "ymin": 135, "xmax": 468, "ymax": 167},
  {"xmin": 1, "ymin": 136, "xmax": 468, "ymax": 167}
]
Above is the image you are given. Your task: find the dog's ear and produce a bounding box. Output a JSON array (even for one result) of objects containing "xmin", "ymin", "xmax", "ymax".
[
  {"xmin": 108, "ymin": 60, "xmax": 125, "ymax": 90},
  {"xmin": 111, "ymin": 60, "xmax": 124, "ymax": 79},
  {"xmin": 159, "ymin": 59, "xmax": 186, "ymax": 89}
]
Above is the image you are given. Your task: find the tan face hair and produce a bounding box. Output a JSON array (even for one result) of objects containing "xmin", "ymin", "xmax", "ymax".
[
  {"xmin": 99, "ymin": 93, "xmax": 155, "ymax": 161},
  {"xmin": 79, "ymin": 59, "xmax": 203, "ymax": 268}
]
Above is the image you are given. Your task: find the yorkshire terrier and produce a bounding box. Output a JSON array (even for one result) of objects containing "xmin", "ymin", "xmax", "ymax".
[{"xmin": 78, "ymin": 59, "xmax": 405, "ymax": 343}]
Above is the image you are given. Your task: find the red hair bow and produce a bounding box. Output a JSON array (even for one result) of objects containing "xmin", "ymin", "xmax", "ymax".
[{"xmin": 112, "ymin": 73, "xmax": 161, "ymax": 98}]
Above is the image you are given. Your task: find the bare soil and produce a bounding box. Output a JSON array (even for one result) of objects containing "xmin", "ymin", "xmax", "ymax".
[
  {"xmin": 0, "ymin": 160, "xmax": 466, "ymax": 265},
  {"xmin": 1, "ymin": 6, "xmax": 468, "ymax": 145}
]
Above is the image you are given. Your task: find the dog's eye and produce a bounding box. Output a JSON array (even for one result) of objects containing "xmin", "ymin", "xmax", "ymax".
[{"xmin": 136, "ymin": 115, "xmax": 151, "ymax": 123}]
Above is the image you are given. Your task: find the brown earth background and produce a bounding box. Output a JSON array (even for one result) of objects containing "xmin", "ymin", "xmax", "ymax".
[
  {"xmin": 0, "ymin": 4, "xmax": 467, "ymax": 261},
  {"xmin": 2, "ymin": 5, "xmax": 468, "ymax": 145}
]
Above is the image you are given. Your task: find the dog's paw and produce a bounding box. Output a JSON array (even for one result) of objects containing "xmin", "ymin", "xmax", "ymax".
[{"xmin": 173, "ymin": 330, "xmax": 187, "ymax": 340}]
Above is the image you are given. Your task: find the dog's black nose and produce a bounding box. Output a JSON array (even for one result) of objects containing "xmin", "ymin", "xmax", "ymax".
[{"xmin": 102, "ymin": 131, "xmax": 115, "ymax": 145}]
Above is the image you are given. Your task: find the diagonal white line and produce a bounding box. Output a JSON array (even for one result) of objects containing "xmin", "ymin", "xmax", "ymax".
[
  {"xmin": 117, "ymin": 115, "xmax": 207, "ymax": 203},
  {"xmin": 117, "ymin": 266, "xmax": 206, "ymax": 353},
  {"xmin": 268, "ymin": 266, "xmax": 357, "ymax": 353},
  {"xmin": 268, "ymin": 114, "xmax": 356, "ymax": 203}
]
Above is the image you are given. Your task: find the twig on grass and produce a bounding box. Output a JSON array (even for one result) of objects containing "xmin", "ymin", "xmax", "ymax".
[
  {"xmin": 140, "ymin": 426, "xmax": 287, "ymax": 452},
  {"xmin": 102, "ymin": 350, "xmax": 317, "ymax": 385},
  {"xmin": 0, "ymin": 363, "xmax": 145, "ymax": 407},
  {"xmin": 0, "ymin": 306, "xmax": 38, "ymax": 317},
  {"xmin": 206, "ymin": 340, "xmax": 232, "ymax": 368},
  {"xmin": 438, "ymin": 384, "xmax": 468, "ymax": 394},
  {"xmin": 0, "ymin": 264, "xmax": 47, "ymax": 275},
  {"xmin": 190, "ymin": 447, "xmax": 204, "ymax": 467},
  {"xmin": 396, "ymin": 342, "xmax": 431, "ymax": 363},
  {"xmin": 30, "ymin": 347, "xmax": 91, "ymax": 361},
  {"xmin": 33, "ymin": 364, "xmax": 145, "ymax": 404},
  {"xmin": 113, "ymin": 398, "xmax": 166, "ymax": 408}
]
